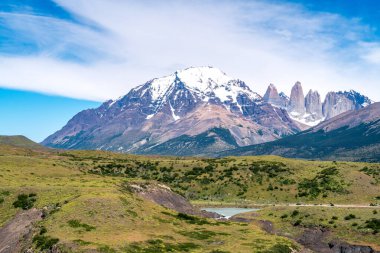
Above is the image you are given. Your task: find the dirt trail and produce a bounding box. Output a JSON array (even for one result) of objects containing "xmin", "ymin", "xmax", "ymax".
[
  {"xmin": 283, "ymin": 204, "xmax": 380, "ymax": 209},
  {"xmin": 223, "ymin": 203, "xmax": 380, "ymax": 209},
  {"xmin": 0, "ymin": 208, "xmax": 42, "ymax": 253}
]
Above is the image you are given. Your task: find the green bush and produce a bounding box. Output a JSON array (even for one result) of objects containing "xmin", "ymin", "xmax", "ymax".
[
  {"xmin": 344, "ymin": 214, "xmax": 356, "ymax": 220},
  {"xmin": 68, "ymin": 219, "xmax": 96, "ymax": 231},
  {"xmin": 33, "ymin": 235, "xmax": 59, "ymax": 250},
  {"xmin": 364, "ymin": 218, "xmax": 380, "ymax": 234},
  {"xmin": 291, "ymin": 210, "xmax": 299, "ymax": 217},
  {"xmin": 13, "ymin": 193, "xmax": 37, "ymax": 210},
  {"xmin": 298, "ymin": 167, "xmax": 347, "ymax": 199},
  {"xmin": 264, "ymin": 244, "xmax": 293, "ymax": 253},
  {"xmin": 293, "ymin": 220, "xmax": 302, "ymax": 226}
]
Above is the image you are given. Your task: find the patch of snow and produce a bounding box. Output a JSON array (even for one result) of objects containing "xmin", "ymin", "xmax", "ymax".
[
  {"xmin": 169, "ymin": 102, "xmax": 180, "ymax": 121},
  {"xmin": 108, "ymin": 100, "xmax": 117, "ymax": 107},
  {"xmin": 146, "ymin": 114, "xmax": 155, "ymax": 119},
  {"xmin": 289, "ymin": 112, "xmax": 325, "ymax": 127}
]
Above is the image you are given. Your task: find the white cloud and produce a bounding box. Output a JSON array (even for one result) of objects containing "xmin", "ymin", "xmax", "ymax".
[{"xmin": 0, "ymin": 0, "xmax": 379, "ymax": 101}]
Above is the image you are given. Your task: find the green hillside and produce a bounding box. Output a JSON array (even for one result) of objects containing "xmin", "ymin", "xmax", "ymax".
[
  {"xmin": 140, "ymin": 127, "xmax": 238, "ymax": 156},
  {"xmin": 0, "ymin": 135, "xmax": 46, "ymax": 150},
  {"xmin": 223, "ymin": 120, "xmax": 380, "ymax": 162},
  {"xmin": 0, "ymin": 143, "xmax": 379, "ymax": 252}
]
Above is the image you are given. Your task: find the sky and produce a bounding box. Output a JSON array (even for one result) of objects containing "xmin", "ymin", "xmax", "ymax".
[
  {"xmin": 0, "ymin": 88, "xmax": 100, "ymax": 142},
  {"xmin": 1, "ymin": 0, "xmax": 380, "ymax": 141}
]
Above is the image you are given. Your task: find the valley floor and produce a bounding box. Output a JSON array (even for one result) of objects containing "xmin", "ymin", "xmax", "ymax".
[{"xmin": 0, "ymin": 145, "xmax": 379, "ymax": 252}]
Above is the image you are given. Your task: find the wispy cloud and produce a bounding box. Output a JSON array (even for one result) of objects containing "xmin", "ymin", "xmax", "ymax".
[{"xmin": 0, "ymin": 0, "xmax": 379, "ymax": 101}]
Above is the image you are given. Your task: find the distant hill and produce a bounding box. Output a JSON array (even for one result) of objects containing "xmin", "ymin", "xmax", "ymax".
[
  {"xmin": 223, "ymin": 103, "xmax": 380, "ymax": 162},
  {"xmin": 0, "ymin": 135, "xmax": 46, "ymax": 150},
  {"xmin": 139, "ymin": 127, "xmax": 239, "ymax": 156}
]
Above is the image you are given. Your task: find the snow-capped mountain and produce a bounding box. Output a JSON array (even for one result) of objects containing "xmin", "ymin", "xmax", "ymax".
[
  {"xmin": 112, "ymin": 67, "xmax": 262, "ymax": 121},
  {"xmin": 42, "ymin": 66, "xmax": 302, "ymax": 155},
  {"xmin": 263, "ymin": 83, "xmax": 373, "ymax": 127}
]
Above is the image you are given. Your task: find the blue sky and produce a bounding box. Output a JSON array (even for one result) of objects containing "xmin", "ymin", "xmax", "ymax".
[
  {"xmin": 0, "ymin": 88, "xmax": 100, "ymax": 142},
  {"xmin": 0, "ymin": 0, "xmax": 380, "ymax": 142}
]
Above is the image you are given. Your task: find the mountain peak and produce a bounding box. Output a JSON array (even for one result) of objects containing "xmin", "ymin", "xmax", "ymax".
[
  {"xmin": 289, "ymin": 81, "xmax": 305, "ymax": 115},
  {"xmin": 141, "ymin": 66, "xmax": 261, "ymax": 107},
  {"xmin": 293, "ymin": 81, "xmax": 302, "ymax": 87},
  {"xmin": 263, "ymin": 84, "xmax": 289, "ymax": 108}
]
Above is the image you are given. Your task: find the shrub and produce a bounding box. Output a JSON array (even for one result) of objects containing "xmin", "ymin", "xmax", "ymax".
[
  {"xmin": 264, "ymin": 244, "xmax": 293, "ymax": 253},
  {"xmin": 13, "ymin": 193, "xmax": 37, "ymax": 210},
  {"xmin": 293, "ymin": 220, "xmax": 302, "ymax": 226},
  {"xmin": 344, "ymin": 214, "xmax": 356, "ymax": 220},
  {"xmin": 40, "ymin": 227, "xmax": 47, "ymax": 235},
  {"xmin": 67, "ymin": 220, "xmax": 96, "ymax": 231},
  {"xmin": 364, "ymin": 218, "xmax": 380, "ymax": 234},
  {"xmin": 291, "ymin": 210, "xmax": 299, "ymax": 217},
  {"xmin": 33, "ymin": 235, "xmax": 59, "ymax": 250}
]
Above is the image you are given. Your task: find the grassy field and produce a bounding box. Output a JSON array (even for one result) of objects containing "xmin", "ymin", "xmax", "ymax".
[
  {"xmin": 0, "ymin": 143, "xmax": 379, "ymax": 252},
  {"xmin": 236, "ymin": 206, "xmax": 380, "ymax": 251},
  {"xmin": 65, "ymin": 151, "xmax": 380, "ymax": 205},
  {"xmin": 0, "ymin": 146, "xmax": 298, "ymax": 252}
]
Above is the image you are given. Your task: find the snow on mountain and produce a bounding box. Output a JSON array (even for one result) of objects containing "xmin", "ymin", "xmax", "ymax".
[
  {"xmin": 110, "ymin": 66, "xmax": 261, "ymax": 120},
  {"xmin": 42, "ymin": 66, "xmax": 301, "ymax": 154}
]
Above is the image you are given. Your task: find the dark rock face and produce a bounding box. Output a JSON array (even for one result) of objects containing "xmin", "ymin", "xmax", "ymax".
[
  {"xmin": 329, "ymin": 241, "xmax": 378, "ymax": 253},
  {"xmin": 42, "ymin": 67, "xmax": 301, "ymax": 155},
  {"xmin": 128, "ymin": 182, "xmax": 222, "ymax": 219}
]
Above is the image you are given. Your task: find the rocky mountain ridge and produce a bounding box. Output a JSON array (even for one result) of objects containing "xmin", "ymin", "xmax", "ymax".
[
  {"xmin": 42, "ymin": 66, "xmax": 374, "ymax": 155},
  {"xmin": 42, "ymin": 67, "xmax": 301, "ymax": 153},
  {"xmin": 223, "ymin": 102, "xmax": 380, "ymax": 162},
  {"xmin": 263, "ymin": 83, "xmax": 372, "ymax": 126}
]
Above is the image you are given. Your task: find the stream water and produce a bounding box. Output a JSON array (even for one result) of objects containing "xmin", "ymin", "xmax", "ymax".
[{"xmin": 201, "ymin": 207, "xmax": 259, "ymax": 218}]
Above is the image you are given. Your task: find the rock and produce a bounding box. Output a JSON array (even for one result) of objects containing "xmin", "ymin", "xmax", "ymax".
[
  {"xmin": 329, "ymin": 241, "xmax": 378, "ymax": 253},
  {"xmin": 263, "ymin": 84, "xmax": 288, "ymax": 108},
  {"xmin": 0, "ymin": 208, "xmax": 43, "ymax": 253},
  {"xmin": 288, "ymin": 81, "xmax": 306, "ymax": 116},
  {"xmin": 127, "ymin": 182, "xmax": 223, "ymax": 219},
  {"xmin": 323, "ymin": 92, "xmax": 356, "ymax": 120},
  {"xmin": 322, "ymin": 91, "xmax": 372, "ymax": 120},
  {"xmin": 305, "ymin": 89, "xmax": 323, "ymax": 120}
]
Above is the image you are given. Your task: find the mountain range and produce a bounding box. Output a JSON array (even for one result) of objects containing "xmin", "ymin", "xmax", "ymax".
[
  {"xmin": 42, "ymin": 67, "xmax": 377, "ymax": 160},
  {"xmin": 223, "ymin": 102, "xmax": 380, "ymax": 162},
  {"xmin": 263, "ymin": 82, "xmax": 372, "ymax": 126}
]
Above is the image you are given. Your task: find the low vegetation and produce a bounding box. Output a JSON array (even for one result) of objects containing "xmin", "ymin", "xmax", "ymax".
[
  {"xmin": 13, "ymin": 193, "xmax": 37, "ymax": 210},
  {"xmin": 0, "ymin": 143, "xmax": 379, "ymax": 251},
  {"xmin": 0, "ymin": 145, "xmax": 301, "ymax": 252},
  {"xmin": 237, "ymin": 206, "xmax": 380, "ymax": 248}
]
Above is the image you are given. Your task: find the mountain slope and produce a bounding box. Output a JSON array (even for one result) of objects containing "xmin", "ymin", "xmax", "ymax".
[
  {"xmin": 42, "ymin": 67, "xmax": 301, "ymax": 153},
  {"xmin": 139, "ymin": 127, "xmax": 238, "ymax": 156},
  {"xmin": 0, "ymin": 135, "xmax": 46, "ymax": 150},
  {"xmin": 223, "ymin": 102, "xmax": 380, "ymax": 162}
]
